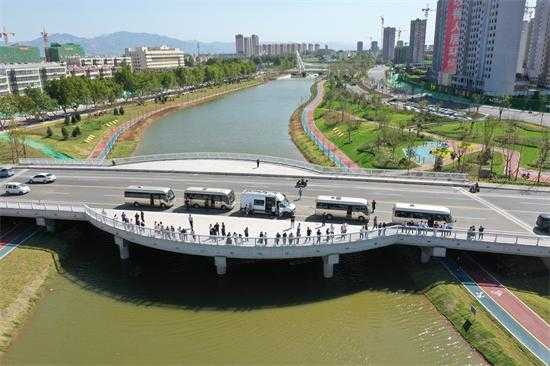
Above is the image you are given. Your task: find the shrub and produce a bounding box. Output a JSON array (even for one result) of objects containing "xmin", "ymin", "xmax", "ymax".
[
  {"xmin": 119, "ymin": 106, "xmax": 125, "ymax": 115},
  {"xmin": 71, "ymin": 126, "xmax": 81, "ymax": 137},
  {"xmin": 46, "ymin": 126, "xmax": 53, "ymax": 138},
  {"xmin": 114, "ymin": 108, "xmax": 119, "ymax": 115},
  {"xmin": 75, "ymin": 113, "xmax": 81, "ymax": 122},
  {"xmin": 64, "ymin": 115, "xmax": 70, "ymax": 125},
  {"xmin": 61, "ymin": 126, "xmax": 69, "ymax": 140},
  {"xmin": 71, "ymin": 115, "xmax": 77, "ymax": 123}
]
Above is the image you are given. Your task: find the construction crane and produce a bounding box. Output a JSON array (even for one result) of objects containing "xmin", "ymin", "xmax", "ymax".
[
  {"xmin": 1, "ymin": 26, "xmax": 15, "ymax": 45},
  {"xmin": 397, "ymin": 28, "xmax": 402, "ymax": 42},
  {"xmin": 380, "ymin": 16, "xmax": 384, "ymax": 44},
  {"xmin": 41, "ymin": 26, "xmax": 49, "ymax": 50},
  {"xmin": 422, "ymin": 4, "xmax": 433, "ymax": 19},
  {"xmin": 525, "ymin": 5, "xmax": 535, "ymax": 19}
]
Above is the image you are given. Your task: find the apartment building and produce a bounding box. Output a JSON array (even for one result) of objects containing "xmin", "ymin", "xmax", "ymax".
[
  {"xmin": 0, "ymin": 67, "xmax": 9, "ymax": 96},
  {"xmin": 409, "ymin": 18, "xmax": 427, "ymax": 65},
  {"xmin": 235, "ymin": 34, "xmax": 244, "ymax": 55},
  {"xmin": 526, "ymin": 0, "xmax": 550, "ymax": 87},
  {"xmin": 124, "ymin": 46, "xmax": 185, "ymax": 71},
  {"xmin": 382, "ymin": 27, "xmax": 396, "ymax": 62},
  {"xmin": 432, "ymin": 0, "xmax": 525, "ymax": 95}
]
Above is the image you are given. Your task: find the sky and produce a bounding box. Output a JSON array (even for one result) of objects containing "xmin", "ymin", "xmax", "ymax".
[{"xmin": 0, "ymin": 0, "xmax": 535, "ymax": 46}]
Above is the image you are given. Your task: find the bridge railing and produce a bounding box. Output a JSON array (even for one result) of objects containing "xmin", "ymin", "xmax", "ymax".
[
  {"xmin": 0, "ymin": 200, "xmax": 85, "ymax": 213},
  {"xmin": 83, "ymin": 206, "xmax": 548, "ymax": 249},
  {"xmin": 19, "ymin": 152, "xmax": 468, "ymax": 182}
]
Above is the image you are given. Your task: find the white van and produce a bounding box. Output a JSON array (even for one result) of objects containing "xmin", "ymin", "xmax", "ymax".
[
  {"xmin": 124, "ymin": 186, "xmax": 175, "ymax": 208},
  {"xmin": 392, "ymin": 203, "xmax": 453, "ymax": 226},
  {"xmin": 5, "ymin": 182, "xmax": 31, "ymax": 195},
  {"xmin": 240, "ymin": 190, "xmax": 296, "ymax": 217},
  {"xmin": 315, "ymin": 195, "xmax": 370, "ymax": 221}
]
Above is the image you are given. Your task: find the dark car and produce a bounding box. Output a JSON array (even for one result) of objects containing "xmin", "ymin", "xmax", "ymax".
[{"xmin": 535, "ymin": 214, "xmax": 550, "ymax": 233}]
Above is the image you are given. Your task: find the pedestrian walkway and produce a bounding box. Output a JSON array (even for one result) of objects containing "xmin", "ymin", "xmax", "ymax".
[
  {"xmin": 0, "ymin": 225, "xmax": 38, "ymax": 260},
  {"xmin": 443, "ymin": 258, "xmax": 549, "ymax": 363},
  {"xmin": 113, "ymin": 159, "xmax": 320, "ymax": 177},
  {"xmin": 104, "ymin": 208, "xmax": 362, "ymax": 242}
]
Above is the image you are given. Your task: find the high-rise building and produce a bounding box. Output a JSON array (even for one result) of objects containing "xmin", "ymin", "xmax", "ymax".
[
  {"xmin": 516, "ymin": 20, "xmax": 531, "ymax": 74},
  {"xmin": 408, "ymin": 18, "xmax": 427, "ymax": 65},
  {"xmin": 308, "ymin": 43, "xmax": 314, "ymax": 52},
  {"xmin": 370, "ymin": 41, "xmax": 379, "ymax": 53},
  {"xmin": 243, "ymin": 37, "xmax": 251, "ymax": 57},
  {"xmin": 235, "ymin": 34, "xmax": 244, "ymax": 55},
  {"xmin": 394, "ymin": 44, "xmax": 410, "ymax": 64},
  {"xmin": 526, "ymin": 0, "xmax": 550, "ymax": 87},
  {"xmin": 382, "ymin": 27, "xmax": 396, "ymax": 62},
  {"xmin": 251, "ymin": 34, "xmax": 260, "ymax": 56},
  {"xmin": 314, "ymin": 44, "xmax": 320, "ymax": 51},
  {"xmin": 124, "ymin": 46, "xmax": 185, "ymax": 71},
  {"xmin": 45, "ymin": 43, "xmax": 85, "ymax": 62},
  {"xmin": 0, "ymin": 45, "xmax": 41, "ymax": 64},
  {"xmin": 431, "ymin": 0, "xmax": 525, "ymax": 95},
  {"xmin": 357, "ymin": 41, "xmax": 364, "ymax": 52}
]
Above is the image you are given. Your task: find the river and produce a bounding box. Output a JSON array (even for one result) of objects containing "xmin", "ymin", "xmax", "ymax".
[
  {"xmin": 5, "ymin": 228, "xmax": 483, "ymax": 365},
  {"xmin": 135, "ymin": 78, "xmax": 311, "ymax": 160},
  {"xmin": 4, "ymin": 80, "xmax": 484, "ymax": 364}
]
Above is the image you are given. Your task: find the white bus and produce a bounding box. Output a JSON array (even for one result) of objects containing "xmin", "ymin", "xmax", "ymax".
[
  {"xmin": 184, "ymin": 187, "xmax": 235, "ymax": 210},
  {"xmin": 391, "ymin": 203, "xmax": 453, "ymax": 226},
  {"xmin": 124, "ymin": 186, "xmax": 175, "ymax": 208},
  {"xmin": 315, "ymin": 195, "xmax": 370, "ymax": 221},
  {"xmin": 240, "ymin": 190, "xmax": 296, "ymax": 217}
]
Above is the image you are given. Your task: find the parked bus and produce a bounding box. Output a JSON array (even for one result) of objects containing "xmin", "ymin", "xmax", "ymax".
[
  {"xmin": 240, "ymin": 190, "xmax": 296, "ymax": 217},
  {"xmin": 315, "ymin": 195, "xmax": 370, "ymax": 221},
  {"xmin": 184, "ymin": 187, "xmax": 235, "ymax": 210},
  {"xmin": 391, "ymin": 203, "xmax": 453, "ymax": 227},
  {"xmin": 124, "ymin": 186, "xmax": 175, "ymax": 208}
]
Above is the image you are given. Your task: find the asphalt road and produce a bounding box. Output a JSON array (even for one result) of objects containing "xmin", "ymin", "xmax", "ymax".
[{"xmin": 2, "ymin": 168, "xmax": 549, "ymax": 235}]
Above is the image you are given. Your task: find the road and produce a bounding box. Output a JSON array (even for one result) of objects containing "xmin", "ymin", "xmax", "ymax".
[{"xmin": 1, "ymin": 168, "xmax": 548, "ymax": 236}]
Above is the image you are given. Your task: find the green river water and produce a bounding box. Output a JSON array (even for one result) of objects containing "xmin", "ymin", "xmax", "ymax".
[{"xmin": 4, "ymin": 79, "xmax": 484, "ymax": 365}]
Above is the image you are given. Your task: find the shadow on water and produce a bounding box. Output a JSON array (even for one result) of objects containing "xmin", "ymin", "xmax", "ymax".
[{"xmin": 11, "ymin": 220, "xmax": 443, "ymax": 312}]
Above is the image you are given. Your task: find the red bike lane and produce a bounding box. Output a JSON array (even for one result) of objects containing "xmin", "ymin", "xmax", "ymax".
[{"xmin": 460, "ymin": 256, "xmax": 550, "ymax": 348}]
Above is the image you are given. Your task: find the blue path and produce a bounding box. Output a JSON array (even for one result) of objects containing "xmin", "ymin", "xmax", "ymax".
[
  {"xmin": 0, "ymin": 226, "xmax": 38, "ymax": 260},
  {"xmin": 442, "ymin": 258, "xmax": 550, "ymax": 364}
]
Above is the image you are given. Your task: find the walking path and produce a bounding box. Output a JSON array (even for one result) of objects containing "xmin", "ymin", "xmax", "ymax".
[
  {"xmin": 443, "ymin": 258, "xmax": 550, "ymax": 363},
  {"xmin": 0, "ymin": 225, "xmax": 38, "ymax": 261},
  {"xmin": 304, "ymin": 80, "xmax": 360, "ymax": 169}
]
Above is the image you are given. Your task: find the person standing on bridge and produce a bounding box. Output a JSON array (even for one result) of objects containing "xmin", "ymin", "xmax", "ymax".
[
  {"xmin": 371, "ymin": 200, "xmax": 377, "ymax": 213},
  {"xmin": 135, "ymin": 212, "xmax": 140, "ymax": 226},
  {"xmin": 188, "ymin": 214, "xmax": 194, "ymax": 231},
  {"xmin": 373, "ymin": 216, "xmax": 378, "ymax": 229},
  {"xmin": 256, "ymin": 159, "xmax": 260, "ymax": 168},
  {"xmin": 298, "ymin": 187, "xmax": 303, "ymax": 200},
  {"xmin": 290, "ymin": 215, "xmax": 295, "ymax": 229},
  {"xmin": 244, "ymin": 227, "xmax": 249, "ymax": 241},
  {"xmin": 306, "ymin": 227, "xmax": 312, "ymax": 242},
  {"xmin": 478, "ymin": 225, "xmax": 484, "ymax": 240},
  {"xmin": 140, "ymin": 211, "xmax": 145, "ymax": 224}
]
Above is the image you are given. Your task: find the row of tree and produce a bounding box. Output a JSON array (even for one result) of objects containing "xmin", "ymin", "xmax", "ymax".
[{"xmin": 0, "ymin": 58, "xmax": 258, "ymax": 124}]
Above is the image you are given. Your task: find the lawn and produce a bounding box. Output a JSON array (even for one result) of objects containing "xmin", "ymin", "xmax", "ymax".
[
  {"xmin": 429, "ymin": 120, "xmax": 549, "ymax": 169},
  {"xmin": 442, "ymin": 151, "xmax": 506, "ymax": 178}
]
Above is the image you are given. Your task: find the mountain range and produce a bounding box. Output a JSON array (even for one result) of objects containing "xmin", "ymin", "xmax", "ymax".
[
  {"xmin": 21, "ymin": 31, "xmax": 235, "ymax": 56},
  {"xmin": 20, "ymin": 31, "xmax": 355, "ymax": 56}
]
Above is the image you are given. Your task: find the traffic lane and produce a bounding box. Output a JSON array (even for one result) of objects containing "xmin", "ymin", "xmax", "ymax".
[
  {"xmin": 1, "ymin": 183, "xmax": 531, "ymax": 233},
  {"xmin": 477, "ymin": 194, "xmax": 550, "ymax": 230}
]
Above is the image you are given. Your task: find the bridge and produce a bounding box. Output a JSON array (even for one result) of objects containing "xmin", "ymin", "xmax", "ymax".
[
  {"xmin": 290, "ymin": 51, "xmax": 328, "ymax": 76},
  {"xmin": 2, "ymin": 154, "xmax": 550, "ymax": 277}
]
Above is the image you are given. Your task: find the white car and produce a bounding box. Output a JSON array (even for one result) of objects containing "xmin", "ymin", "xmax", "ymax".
[
  {"xmin": 29, "ymin": 172, "xmax": 56, "ymax": 184},
  {"xmin": 5, "ymin": 182, "xmax": 31, "ymax": 195}
]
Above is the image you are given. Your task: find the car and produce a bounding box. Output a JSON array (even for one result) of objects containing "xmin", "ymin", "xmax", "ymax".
[
  {"xmin": 29, "ymin": 172, "xmax": 56, "ymax": 184},
  {"xmin": 5, "ymin": 182, "xmax": 31, "ymax": 195},
  {"xmin": 0, "ymin": 166, "xmax": 14, "ymax": 178},
  {"xmin": 535, "ymin": 214, "xmax": 550, "ymax": 233}
]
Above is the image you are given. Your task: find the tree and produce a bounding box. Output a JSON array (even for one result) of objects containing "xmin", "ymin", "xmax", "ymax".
[
  {"xmin": 61, "ymin": 126, "xmax": 69, "ymax": 140},
  {"xmin": 87, "ymin": 78, "xmax": 109, "ymax": 108},
  {"xmin": 471, "ymin": 93, "xmax": 483, "ymax": 114},
  {"xmin": 478, "ymin": 119, "xmax": 498, "ymax": 176},
  {"xmin": 0, "ymin": 94, "xmax": 18, "ymax": 129},
  {"xmin": 496, "ymin": 96, "xmax": 512, "ymax": 122},
  {"xmin": 119, "ymin": 106, "xmax": 124, "ymax": 115},
  {"xmin": 71, "ymin": 126, "xmax": 81, "ymax": 137},
  {"xmin": 500, "ymin": 123, "xmax": 519, "ymax": 178},
  {"xmin": 536, "ymin": 130, "xmax": 549, "ymax": 184}
]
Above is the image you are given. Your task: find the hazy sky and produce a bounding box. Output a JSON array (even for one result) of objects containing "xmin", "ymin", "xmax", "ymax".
[{"xmin": 0, "ymin": 0, "xmax": 535, "ymax": 45}]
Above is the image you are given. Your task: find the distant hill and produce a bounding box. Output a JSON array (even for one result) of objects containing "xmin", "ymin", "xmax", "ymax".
[{"xmin": 21, "ymin": 31, "xmax": 235, "ymax": 56}]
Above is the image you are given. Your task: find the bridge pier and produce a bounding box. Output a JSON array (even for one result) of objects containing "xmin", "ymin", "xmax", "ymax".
[
  {"xmin": 35, "ymin": 217, "xmax": 55, "ymax": 233},
  {"xmin": 322, "ymin": 254, "xmax": 339, "ymax": 278},
  {"xmin": 420, "ymin": 247, "xmax": 447, "ymax": 264},
  {"xmin": 114, "ymin": 236, "xmax": 130, "ymax": 260},
  {"xmin": 214, "ymin": 256, "xmax": 227, "ymax": 275}
]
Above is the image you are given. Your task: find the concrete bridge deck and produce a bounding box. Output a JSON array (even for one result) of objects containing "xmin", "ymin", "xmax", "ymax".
[{"xmin": 1, "ymin": 201, "xmax": 548, "ymax": 277}]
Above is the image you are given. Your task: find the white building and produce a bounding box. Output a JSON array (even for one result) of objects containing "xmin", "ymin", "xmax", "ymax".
[
  {"xmin": 0, "ymin": 67, "xmax": 9, "ymax": 95},
  {"xmin": 6, "ymin": 63, "xmax": 43, "ymax": 92},
  {"xmin": 526, "ymin": 0, "xmax": 550, "ymax": 87},
  {"xmin": 124, "ymin": 46, "xmax": 185, "ymax": 71}
]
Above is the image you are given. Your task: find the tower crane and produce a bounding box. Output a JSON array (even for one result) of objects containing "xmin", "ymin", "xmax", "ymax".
[
  {"xmin": 380, "ymin": 16, "xmax": 385, "ymax": 44},
  {"xmin": 422, "ymin": 4, "xmax": 433, "ymax": 19},
  {"xmin": 525, "ymin": 6, "xmax": 535, "ymax": 19},
  {"xmin": 1, "ymin": 26, "xmax": 15, "ymax": 45},
  {"xmin": 41, "ymin": 26, "xmax": 49, "ymax": 50}
]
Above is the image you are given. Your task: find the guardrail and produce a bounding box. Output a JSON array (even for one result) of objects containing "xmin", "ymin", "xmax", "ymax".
[
  {"xmin": 0, "ymin": 200, "xmax": 85, "ymax": 213},
  {"xmin": 84, "ymin": 206, "xmax": 549, "ymax": 249},
  {"xmin": 19, "ymin": 152, "xmax": 468, "ymax": 182}
]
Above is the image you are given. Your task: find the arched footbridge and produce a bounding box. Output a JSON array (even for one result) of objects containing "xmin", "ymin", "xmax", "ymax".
[{"xmin": 1, "ymin": 201, "xmax": 548, "ymax": 278}]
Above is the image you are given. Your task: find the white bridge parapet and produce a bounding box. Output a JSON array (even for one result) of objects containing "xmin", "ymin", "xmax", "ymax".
[{"xmin": 1, "ymin": 201, "xmax": 549, "ymax": 263}]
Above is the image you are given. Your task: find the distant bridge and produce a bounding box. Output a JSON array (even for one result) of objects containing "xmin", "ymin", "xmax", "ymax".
[{"xmin": 291, "ymin": 51, "xmax": 328, "ymax": 76}]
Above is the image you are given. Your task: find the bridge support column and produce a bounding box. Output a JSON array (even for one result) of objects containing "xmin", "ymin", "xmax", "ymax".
[
  {"xmin": 322, "ymin": 254, "xmax": 339, "ymax": 278},
  {"xmin": 36, "ymin": 217, "xmax": 55, "ymax": 233},
  {"xmin": 114, "ymin": 236, "xmax": 130, "ymax": 260},
  {"xmin": 542, "ymin": 258, "xmax": 550, "ymax": 272},
  {"xmin": 214, "ymin": 256, "xmax": 227, "ymax": 275},
  {"xmin": 420, "ymin": 247, "xmax": 432, "ymax": 264}
]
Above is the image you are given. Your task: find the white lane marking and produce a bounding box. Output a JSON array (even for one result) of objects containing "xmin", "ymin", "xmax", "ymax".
[{"xmin": 456, "ymin": 187, "xmax": 534, "ymax": 234}]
